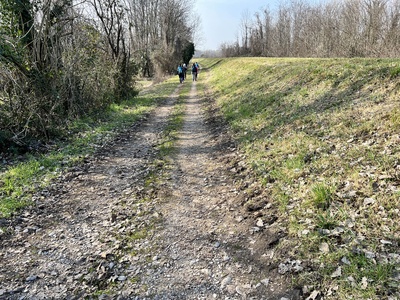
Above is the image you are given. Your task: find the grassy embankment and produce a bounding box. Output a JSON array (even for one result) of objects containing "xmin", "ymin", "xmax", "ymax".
[
  {"xmin": 0, "ymin": 77, "xmax": 180, "ymax": 218},
  {"xmin": 198, "ymin": 57, "xmax": 400, "ymax": 299}
]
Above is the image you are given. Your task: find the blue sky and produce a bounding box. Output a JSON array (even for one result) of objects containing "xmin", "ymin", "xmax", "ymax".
[{"xmin": 194, "ymin": 0, "xmax": 278, "ymax": 50}]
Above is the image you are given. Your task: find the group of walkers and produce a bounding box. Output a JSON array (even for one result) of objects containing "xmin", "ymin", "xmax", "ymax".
[{"xmin": 177, "ymin": 62, "xmax": 200, "ymax": 83}]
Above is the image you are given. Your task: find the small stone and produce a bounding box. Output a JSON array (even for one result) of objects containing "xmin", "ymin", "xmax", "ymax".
[
  {"xmin": 361, "ymin": 277, "xmax": 368, "ymax": 290},
  {"xmin": 320, "ymin": 242, "xmax": 330, "ymax": 253},
  {"xmin": 363, "ymin": 198, "xmax": 375, "ymax": 206},
  {"xmin": 261, "ymin": 278, "xmax": 269, "ymax": 287},
  {"xmin": 331, "ymin": 267, "xmax": 342, "ymax": 278},
  {"xmin": 226, "ymin": 285, "xmax": 236, "ymax": 295},
  {"xmin": 220, "ymin": 275, "xmax": 232, "ymax": 289},
  {"xmin": 201, "ymin": 269, "xmax": 210, "ymax": 276},
  {"xmin": 26, "ymin": 275, "xmax": 38, "ymax": 282},
  {"xmin": 118, "ymin": 276, "xmax": 127, "ymax": 281},
  {"xmin": 331, "ymin": 227, "xmax": 344, "ymax": 236},
  {"xmin": 74, "ymin": 274, "xmax": 84, "ymax": 280},
  {"xmin": 214, "ymin": 242, "xmax": 220, "ymax": 248},
  {"xmin": 236, "ymin": 216, "xmax": 244, "ymax": 223},
  {"xmin": 256, "ymin": 219, "xmax": 264, "ymax": 227},
  {"xmin": 278, "ymin": 263, "xmax": 289, "ymax": 275},
  {"xmin": 348, "ymin": 190, "xmax": 357, "ymax": 198},
  {"xmin": 345, "ymin": 220, "xmax": 355, "ymax": 228},
  {"xmin": 100, "ymin": 251, "xmax": 113, "ymax": 259},
  {"xmin": 341, "ymin": 257, "xmax": 351, "ymax": 265},
  {"xmin": 347, "ymin": 276, "xmax": 356, "ymax": 286},
  {"xmin": 236, "ymin": 285, "xmax": 246, "ymax": 296},
  {"xmin": 320, "ymin": 229, "xmax": 330, "ymax": 235},
  {"xmin": 364, "ymin": 250, "xmax": 376, "ymax": 259},
  {"xmin": 306, "ymin": 290, "xmax": 320, "ymax": 300},
  {"xmin": 381, "ymin": 240, "xmax": 392, "ymax": 245}
]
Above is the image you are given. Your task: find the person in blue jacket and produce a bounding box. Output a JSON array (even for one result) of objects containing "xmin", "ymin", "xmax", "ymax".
[{"xmin": 177, "ymin": 64, "xmax": 184, "ymax": 83}]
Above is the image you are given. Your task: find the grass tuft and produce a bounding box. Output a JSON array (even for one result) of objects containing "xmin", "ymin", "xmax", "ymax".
[{"xmin": 312, "ymin": 183, "xmax": 334, "ymax": 210}]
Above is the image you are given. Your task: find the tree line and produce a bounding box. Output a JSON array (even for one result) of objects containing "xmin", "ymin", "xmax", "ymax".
[
  {"xmin": 221, "ymin": 0, "xmax": 400, "ymax": 58},
  {"xmin": 0, "ymin": 0, "xmax": 196, "ymax": 147}
]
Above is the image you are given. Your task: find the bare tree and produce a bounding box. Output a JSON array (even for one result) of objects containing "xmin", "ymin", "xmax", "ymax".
[
  {"xmin": 239, "ymin": 10, "xmax": 252, "ymax": 54},
  {"xmin": 221, "ymin": 0, "xmax": 400, "ymax": 58}
]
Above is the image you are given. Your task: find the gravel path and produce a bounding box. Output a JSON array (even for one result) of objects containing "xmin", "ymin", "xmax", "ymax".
[
  {"xmin": 138, "ymin": 82, "xmax": 279, "ymax": 299},
  {"xmin": 0, "ymin": 78, "xmax": 298, "ymax": 299}
]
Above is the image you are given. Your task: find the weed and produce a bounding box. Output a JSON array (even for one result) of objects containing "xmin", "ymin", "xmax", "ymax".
[
  {"xmin": 390, "ymin": 67, "xmax": 400, "ymax": 78},
  {"xmin": 272, "ymin": 186, "xmax": 290, "ymax": 212},
  {"xmin": 316, "ymin": 211, "xmax": 338, "ymax": 230},
  {"xmin": 312, "ymin": 183, "xmax": 334, "ymax": 210},
  {"xmin": 128, "ymin": 228, "xmax": 149, "ymax": 241}
]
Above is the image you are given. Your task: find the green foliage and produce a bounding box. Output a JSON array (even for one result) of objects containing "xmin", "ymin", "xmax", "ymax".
[
  {"xmin": 182, "ymin": 42, "xmax": 195, "ymax": 65},
  {"xmin": 390, "ymin": 67, "xmax": 400, "ymax": 78}
]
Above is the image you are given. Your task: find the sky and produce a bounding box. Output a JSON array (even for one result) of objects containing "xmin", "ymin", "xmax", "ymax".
[{"xmin": 194, "ymin": 0, "xmax": 279, "ymax": 51}]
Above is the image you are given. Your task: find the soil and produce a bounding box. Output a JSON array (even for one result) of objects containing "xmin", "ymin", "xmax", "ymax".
[{"xmin": 0, "ymin": 77, "xmax": 301, "ymax": 299}]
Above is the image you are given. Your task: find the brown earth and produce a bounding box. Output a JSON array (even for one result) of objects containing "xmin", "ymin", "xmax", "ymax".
[{"xmin": 0, "ymin": 77, "xmax": 301, "ymax": 299}]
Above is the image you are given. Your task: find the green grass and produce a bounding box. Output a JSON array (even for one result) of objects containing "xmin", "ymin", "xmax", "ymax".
[
  {"xmin": 311, "ymin": 183, "xmax": 334, "ymax": 210},
  {"xmin": 198, "ymin": 56, "xmax": 400, "ymax": 299},
  {"xmin": 0, "ymin": 78, "xmax": 179, "ymax": 217}
]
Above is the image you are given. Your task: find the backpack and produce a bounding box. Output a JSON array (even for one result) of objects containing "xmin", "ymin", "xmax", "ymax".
[{"xmin": 192, "ymin": 65, "xmax": 197, "ymax": 72}]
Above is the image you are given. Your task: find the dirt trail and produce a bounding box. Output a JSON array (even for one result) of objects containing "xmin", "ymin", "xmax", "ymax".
[
  {"xmin": 0, "ymin": 77, "xmax": 297, "ymax": 299},
  {"xmin": 137, "ymin": 82, "xmax": 282, "ymax": 299}
]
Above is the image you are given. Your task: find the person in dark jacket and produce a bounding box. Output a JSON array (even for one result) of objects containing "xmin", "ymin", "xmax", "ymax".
[{"xmin": 191, "ymin": 63, "xmax": 197, "ymax": 81}]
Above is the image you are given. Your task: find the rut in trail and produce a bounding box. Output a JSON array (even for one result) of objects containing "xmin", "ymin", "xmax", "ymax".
[{"xmin": 0, "ymin": 78, "xmax": 298, "ymax": 299}]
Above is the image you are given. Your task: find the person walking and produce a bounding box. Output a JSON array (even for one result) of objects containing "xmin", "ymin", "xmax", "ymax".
[
  {"xmin": 177, "ymin": 64, "xmax": 184, "ymax": 83},
  {"xmin": 183, "ymin": 63, "xmax": 187, "ymax": 80},
  {"xmin": 191, "ymin": 63, "xmax": 198, "ymax": 81},
  {"xmin": 195, "ymin": 62, "xmax": 200, "ymax": 78}
]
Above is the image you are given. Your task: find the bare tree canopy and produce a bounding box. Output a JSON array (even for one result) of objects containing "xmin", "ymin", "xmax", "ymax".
[{"xmin": 221, "ymin": 0, "xmax": 400, "ymax": 58}]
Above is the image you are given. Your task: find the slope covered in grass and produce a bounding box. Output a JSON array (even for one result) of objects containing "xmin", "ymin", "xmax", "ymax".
[{"xmin": 199, "ymin": 57, "xmax": 400, "ymax": 299}]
